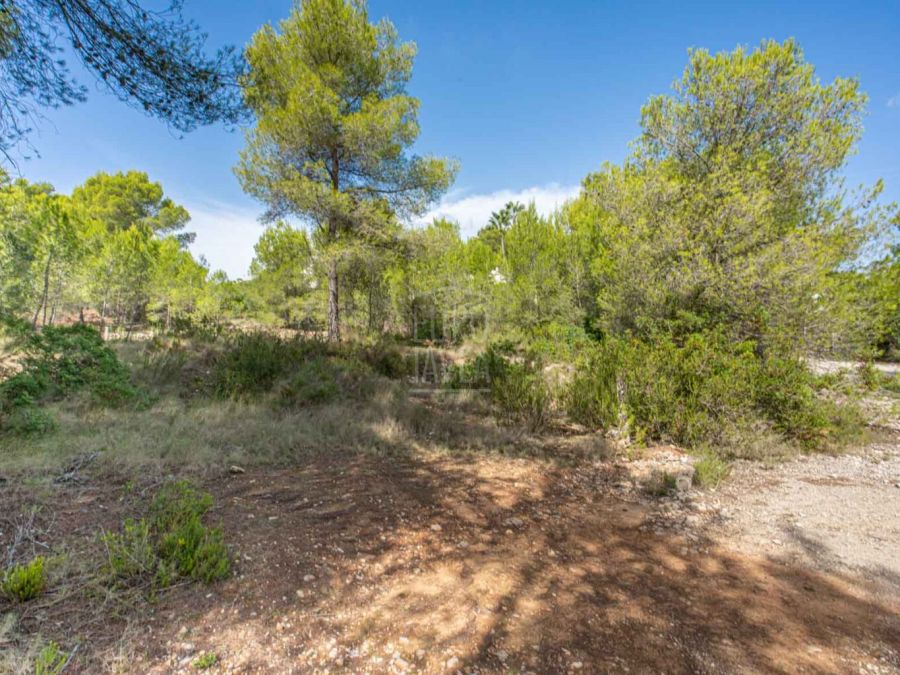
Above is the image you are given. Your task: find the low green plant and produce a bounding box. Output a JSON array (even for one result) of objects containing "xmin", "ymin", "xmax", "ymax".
[
  {"xmin": 276, "ymin": 357, "xmax": 341, "ymax": 407},
  {"xmin": 692, "ymin": 453, "xmax": 731, "ymax": 487},
  {"xmin": 33, "ymin": 641, "xmax": 67, "ymax": 675},
  {"xmin": 857, "ymin": 361, "xmax": 880, "ymax": 391},
  {"xmin": 212, "ymin": 332, "xmax": 327, "ymax": 399},
  {"xmin": 193, "ymin": 652, "xmax": 218, "ymax": 670},
  {"xmin": 645, "ymin": 471, "xmax": 678, "ymax": 497},
  {"xmin": 445, "ymin": 342, "xmax": 513, "ymax": 390},
  {"xmin": 5, "ymin": 405, "xmax": 56, "ymax": 435},
  {"xmin": 1, "ymin": 556, "xmax": 46, "ymax": 602},
  {"xmin": 879, "ymin": 372, "xmax": 900, "ymax": 394},
  {"xmin": 103, "ymin": 481, "xmax": 230, "ymax": 589}
]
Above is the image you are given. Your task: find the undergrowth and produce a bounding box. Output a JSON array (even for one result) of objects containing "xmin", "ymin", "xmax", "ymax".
[
  {"xmin": 0, "ymin": 323, "xmax": 148, "ymax": 436},
  {"xmin": 102, "ymin": 481, "xmax": 229, "ymax": 589},
  {"xmin": 1, "ymin": 556, "xmax": 47, "ymax": 602}
]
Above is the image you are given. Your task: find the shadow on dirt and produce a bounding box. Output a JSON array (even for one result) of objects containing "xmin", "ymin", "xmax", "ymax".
[{"xmin": 2, "ymin": 410, "xmax": 898, "ymax": 673}]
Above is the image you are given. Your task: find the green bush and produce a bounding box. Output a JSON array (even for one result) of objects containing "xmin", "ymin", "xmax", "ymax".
[
  {"xmin": 277, "ymin": 357, "xmax": 341, "ymax": 407},
  {"xmin": 5, "ymin": 405, "xmax": 56, "ymax": 435},
  {"xmin": 883, "ymin": 372, "xmax": 900, "ymax": 394},
  {"xmin": 212, "ymin": 332, "xmax": 327, "ymax": 399},
  {"xmin": 0, "ymin": 324, "xmax": 147, "ymax": 436},
  {"xmin": 445, "ymin": 342, "xmax": 512, "ymax": 389},
  {"xmin": 490, "ymin": 361, "xmax": 550, "ymax": 431},
  {"xmin": 1, "ymin": 556, "xmax": 46, "ymax": 602},
  {"xmin": 565, "ymin": 341, "xmax": 621, "ymax": 429},
  {"xmin": 693, "ymin": 453, "xmax": 731, "ymax": 487},
  {"xmin": 33, "ymin": 641, "xmax": 67, "ymax": 675},
  {"xmin": 556, "ymin": 330, "xmax": 863, "ymax": 454},
  {"xmin": 103, "ymin": 481, "xmax": 229, "ymax": 589},
  {"xmin": 349, "ymin": 341, "xmax": 408, "ymax": 379},
  {"xmin": 193, "ymin": 652, "xmax": 218, "ymax": 670}
]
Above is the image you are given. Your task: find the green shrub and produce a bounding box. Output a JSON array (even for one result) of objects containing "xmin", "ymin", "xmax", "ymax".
[
  {"xmin": 1, "ymin": 556, "xmax": 46, "ymax": 602},
  {"xmin": 555, "ymin": 330, "xmax": 863, "ymax": 455},
  {"xmin": 857, "ymin": 361, "xmax": 880, "ymax": 391},
  {"xmin": 882, "ymin": 372, "xmax": 900, "ymax": 394},
  {"xmin": 0, "ymin": 324, "xmax": 146, "ymax": 436},
  {"xmin": 102, "ymin": 518, "xmax": 157, "ymax": 580},
  {"xmin": 193, "ymin": 652, "xmax": 218, "ymax": 670},
  {"xmin": 103, "ymin": 481, "xmax": 229, "ymax": 589},
  {"xmin": 491, "ymin": 361, "xmax": 550, "ymax": 431},
  {"xmin": 445, "ymin": 343, "xmax": 512, "ymax": 389},
  {"xmin": 693, "ymin": 453, "xmax": 731, "ymax": 487},
  {"xmin": 276, "ymin": 357, "xmax": 341, "ymax": 407},
  {"xmin": 565, "ymin": 342, "xmax": 621, "ymax": 429},
  {"xmin": 33, "ymin": 641, "xmax": 67, "ymax": 675},
  {"xmin": 5, "ymin": 405, "xmax": 56, "ymax": 435},
  {"xmin": 212, "ymin": 332, "xmax": 327, "ymax": 399},
  {"xmin": 350, "ymin": 341, "xmax": 408, "ymax": 379}
]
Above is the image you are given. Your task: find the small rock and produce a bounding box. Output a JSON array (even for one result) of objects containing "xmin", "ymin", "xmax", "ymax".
[
  {"xmin": 229, "ymin": 465, "xmax": 246, "ymax": 474},
  {"xmin": 571, "ymin": 662, "xmax": 583, "ymax": 670},
  {"xmin": 496, "ymin": 649, "xmax": 508, "ymax": 662},
  {"xmin": 303, "ymin": 574, "xmax": 316, "ymax": 582},
  {"xmin": 446, "ymin": 656, "xmax": 459, "ymax": 669},
  {"xmin": 430, "ymin": 523, "xmax": 443, "ymax": 532}
]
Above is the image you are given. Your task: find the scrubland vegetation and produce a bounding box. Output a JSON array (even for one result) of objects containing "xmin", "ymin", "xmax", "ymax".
[{"xmin": 1, "ymin": 0, "xmax": 899, "ymax": 671}]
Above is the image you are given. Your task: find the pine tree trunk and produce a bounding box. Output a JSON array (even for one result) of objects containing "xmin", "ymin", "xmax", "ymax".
[
  {"xmin": 327, "ymin": 256, "xmax": 340, "ymax": 342},
  {"xmin": 31, "ymin": 250, "xmax": 53, "ymax": 328}
]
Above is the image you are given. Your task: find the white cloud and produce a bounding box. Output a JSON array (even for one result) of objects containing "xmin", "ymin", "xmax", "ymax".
[
  {"xmin": 418, "ymin": 183, "xmax": 581, "ymax": 238},
  {"xmin": 185, "ymin": 199, "xmax": 265, "ymax": 280},
  {"xmin": 888, "ymin": 93, "xmax": 900, "ymax": 108}
]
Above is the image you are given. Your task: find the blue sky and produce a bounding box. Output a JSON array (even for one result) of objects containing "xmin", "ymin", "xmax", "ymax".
[{"xmin": 13, "ymin": 0, "xmax": 900, "ymax": 278}]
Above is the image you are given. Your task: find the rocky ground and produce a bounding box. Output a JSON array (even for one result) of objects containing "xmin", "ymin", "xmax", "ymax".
[{"xmin": 2, "ymin": 393, "xmax": 899, "ymax": 673}]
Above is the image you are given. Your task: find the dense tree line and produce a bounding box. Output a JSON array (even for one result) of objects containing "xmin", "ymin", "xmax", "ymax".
[{"xmin": 1, "ymin": 1, "xmax": 897, "ymax": 364}]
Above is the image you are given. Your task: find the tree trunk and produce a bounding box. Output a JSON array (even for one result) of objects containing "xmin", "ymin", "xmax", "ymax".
[
  {"xmin": 31, "ymin": 250, "xmax": 53, "ymax": 329},
  {"xmin": 327, "ymin": 256, "xmax": 340, "ymax": 342}
]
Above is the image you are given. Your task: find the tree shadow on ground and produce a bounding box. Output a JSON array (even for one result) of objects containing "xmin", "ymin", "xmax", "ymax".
[{"xmin": 2, "ymin": 406, "xmax": 898, "ymax": 673}]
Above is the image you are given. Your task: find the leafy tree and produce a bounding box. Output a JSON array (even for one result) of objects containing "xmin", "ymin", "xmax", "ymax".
[
  {"xmin": 0, "ymin": 0, "xmax": 244, "ymax": 161},
  {"xmin": 248, "ymin": 222, "xmax": 314, "ymax": 326},
  {"xmin": 72, "ymin": 171, "xmax": 193, "ymax": 243},
  {"xmin": 478, "ymin": 201, "xmax": 524, "ymax": 258},
  {"xmin": 0, "ymin": 174, "xmax": 85, "ymax": 326},
  {"xmin": 149, "ymin": 236, "xmax": 208, "ymax": 329},
  {"xmin": 237, "ymin": 0, "xmax": 457, "ymax": 341},
  {"xmin": 500, "ymin": 204, "xmax": 579, "ymax": 332},
  {"xmin": 578, "ymin": 39, "xmax": 891, "ymax": 354}
]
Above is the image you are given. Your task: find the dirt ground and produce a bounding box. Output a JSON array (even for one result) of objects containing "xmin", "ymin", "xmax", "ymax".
[{"xmin": 2, "ymin": 433, "xmax": 899, "ymax": 674}]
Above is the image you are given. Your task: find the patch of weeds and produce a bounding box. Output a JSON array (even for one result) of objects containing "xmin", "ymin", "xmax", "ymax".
[
  {"xmin": 276, "ymin": 357, "xmax": 341, "ymax": 407},
  {"xmin": 645, "ymin": 471, "xmax": 678, "ymax": 497},
  {"xmin": 212, "ymin": 332, "xmax": 327, "ymax": 399},
  {"xmin": 4, "ymin": 405, "xmax": 56, "ymax": 435},
  {"xmin": 102, "ymin": 481, "xmax": 229, "ymax": 590},
  {"xmin": 857, "ymin": 361, "xmax": 880, "ymax": 391},
  {"xmin": 880, "ymin": 372, "xmax": 900, "ymax": 395},
  {"xmin": 692, "ymin": 453, "xmax": 731, "ymax": 488},
  {"xmin": 193, "ymin": 652, "xmax": 218, "ymax": 670},
  {"xmin": 1, "ymin": 556, "xmax": 46, "ymax": 602},
  {"xmin": 33, "ymin": 641, "xmax": 68, "ymax": 675}
]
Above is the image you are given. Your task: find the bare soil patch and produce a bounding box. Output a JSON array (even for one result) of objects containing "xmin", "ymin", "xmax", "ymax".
[{"xmin": 2, "ymin": 448, "xmax": 898, "ymax": 674}]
